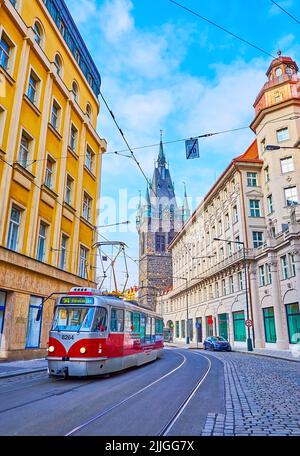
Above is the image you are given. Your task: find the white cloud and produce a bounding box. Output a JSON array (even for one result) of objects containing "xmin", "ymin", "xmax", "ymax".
[
  {"xmin": 66, "ymin": 0, "xmax": 97, "ymax": 24},
  {"xmin": 99, "ymin": 0, "xmax": 134, "ymax": 43}
]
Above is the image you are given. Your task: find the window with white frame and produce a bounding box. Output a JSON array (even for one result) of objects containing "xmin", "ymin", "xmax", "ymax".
[
  {"xmin": 69, "ymin": 124, "xmax": 78, "ymax": 152},
  {"xmin": 264, "ymin": 166, "xmax": 270, "ymax": 182},
  {"xmin": 36, "ymin": 221, "xmax": 47, "ymax": 262},
  {"xmin": 33, "ymin": 21, "xmax": 43, "ymax": 47},
  {"xmin": 281, "ymin": 255, "xmax": 289, "ymax": 279},
  {"xmin": 82, "ymin": 192, "xmax": 92, "ymax": 221},
  {"xmin": 259, "ymin": 265, "xmax": 266, "ymax": 286},
  {"xmin": 215, "ymin": 282, "xmax": 219, "ymax": 298},
  {"xmin": 267, "ymin": 264, "xmax": 272, "ymax": 284},
  {"xmin": 281, "ymin": 157, "xmax": 294, "ymax": 174},
  {"xmin": 225, "ymin": 213, "xmax": 230, "ymax": 229},
  {"xmin": 233, "ymin": 205, "xmax": 238, "ymax": 223},
  {"xmin": 253, "ymin": 231, "xmax": 264, "ymax": 248},
  {"xmin": 85, "ymin": 146, "xmax": 94, "ymax": 172},
  {"xmin": 238, "ymin": 271, "xmax": 243, "ymax": 290},
  {"xmin": 86, "ymin": 103, "xmax": 92, "ymax": 121},
  {"xmin": 261, "ymin": 138, "xmax": 266, "ymax": 154},
  {"xmin": 59, "ymin": 234, "xmax": 68, "ymax": 270},
  {"xmin": 26, "ymin": 70, "xmax": 40, "ymax": 104},
  {"xmin": 229, "ymin": 275, "xmax": 234, "ymax": 293},
  {"xmin": 222, "ymin": 279, "xmax": 226, "ymax": 296},
  {"xmin": 267, "ymin": 195, "xmax": 273, "ymax": 213},
  {"xmin": 277, "ymin": 127, "xmax": 289, "ymax": 143},
  {"xmin": 54, "ymin": 53, "xmax": 63, "ymax": 77},
  {"xmin": 289, "ymin": 254, "xmax": 296, "ymax": 277},
  {"xmin": 65, "ymin": 174, "xmax": 73, "ymax": 205},
  {"xmin": 18, "ymin": 132, "xmax": 31, "ymax": 168},
  {"xmin": 0, "ymin": 32, "xmax": 12, "ymax": 72},
  {"xmin": 218, "ymin": 219, "xmax": 222, "ymax": 235},
  {"xmin": 7, "ymin": 206, "xmax": 21, "ymax": 251},
  {"xmin": 72, "ymin": 81, "xmax": 79, "ymax": 102},
  {"xmin": 44, "ymin": 156, "xmax": 55, "ymax": 189},
  {"xmin": 50, "ymin": 100, "xmax": 61, "ymax": 130},
  {"xmin": 284, "ymin": 186, "xmax": 298, "ymax": 206},
  {"xmin": 250, "ymin": 199, "xmax": 261, "ymax": 217},
  {"xmin": 79, "ymin": 245, "xmax": 88, "ymax": 278},
  {"xmin": 247, "ymin": 172, "xmax": 257, "ymax": 187}
]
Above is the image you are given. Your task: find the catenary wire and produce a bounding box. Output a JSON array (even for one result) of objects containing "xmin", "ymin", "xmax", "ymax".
[{"xmin": 270, "ymin": 0, "xmax": 300, "ymax": 26}]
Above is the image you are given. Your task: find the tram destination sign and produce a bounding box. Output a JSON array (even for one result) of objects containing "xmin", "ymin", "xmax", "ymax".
[{"xmin": 60, "ymin": 297, "xmax": 94, "ymax": 304}]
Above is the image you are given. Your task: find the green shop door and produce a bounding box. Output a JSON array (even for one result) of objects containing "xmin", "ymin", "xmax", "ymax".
[{"xmin": 218, "ymin": 313, "xmax": 228, "ymax": 340}]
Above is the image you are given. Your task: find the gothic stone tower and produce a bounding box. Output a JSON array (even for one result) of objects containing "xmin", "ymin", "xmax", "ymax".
[{"xmin": 136, "ymin": 136, "xmax": 190, "ymax": 310}]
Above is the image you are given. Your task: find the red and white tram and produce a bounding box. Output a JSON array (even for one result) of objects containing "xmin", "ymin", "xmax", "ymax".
[{"xmin": 47, "ymin": 288, "xmax": 164, "ymax": 377}]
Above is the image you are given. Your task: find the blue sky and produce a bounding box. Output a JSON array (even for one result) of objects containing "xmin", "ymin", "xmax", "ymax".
[{"xmin": 65, "ymin": 0, "xmax": 299, "ymax": 289}]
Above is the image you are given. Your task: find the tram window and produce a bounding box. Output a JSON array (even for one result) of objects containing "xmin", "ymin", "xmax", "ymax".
[
  {"xmin": 140, "ymin": 313, "xmax": 146, "ymax": 341},
  {"xmin": 155, "ymin": 319, "xmax": 163, "ymax": 335},
  {"xmin": 91, "ymin": 307, "xmax": 107, "ymax": 332},
  {"xmin": 132, "ymin": 312, "xmax": 140, "ymax": 333},
  {"xmin": 124, "ymin": 310, "xmax": 133, "ymax": 332},
  {"xmin": 151, "ymin": 317, "xmax": 155, "ymax": 336},
  {"xmin": 110, "ymin": 308, "xmax": 124, "ymax": 332},
  {"xmin": 145, "ymin": 316, "xmax": 151, "ymax": 341}
]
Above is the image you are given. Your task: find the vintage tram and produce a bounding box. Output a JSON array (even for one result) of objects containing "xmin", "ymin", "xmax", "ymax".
[{"xmin": 47, "ymin": 288, "xmax": 164, "ymax": 377}]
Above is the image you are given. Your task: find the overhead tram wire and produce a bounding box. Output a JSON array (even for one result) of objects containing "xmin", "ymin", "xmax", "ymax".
[
  {"xmin": 270, "ymin": 0, "xmax": 300, "ymax": 26},
  {"xmin": 168, "ymin": 0, "xmax": 279, "ymax": 62}
]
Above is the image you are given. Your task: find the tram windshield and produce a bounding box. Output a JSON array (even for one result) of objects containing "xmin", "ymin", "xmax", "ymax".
[{"xmin": 52, "ymin": 307, "xmax": 107, "ymax": 332}]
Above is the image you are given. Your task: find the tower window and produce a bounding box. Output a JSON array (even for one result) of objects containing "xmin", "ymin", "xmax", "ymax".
[
  {"xmin": 155, "ymin": 233, "xmax": 165, "ymax": 252},
  {"xmin": 276, "ymin": 127, "xmax": 289, "ymax": 143}
]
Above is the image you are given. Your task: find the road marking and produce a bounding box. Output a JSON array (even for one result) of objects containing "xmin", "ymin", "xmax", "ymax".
[
  {"xmin": 65, "ymin": 351, "xmax": 187, "ymax": 436},
  {"xmin": 161, "ymin": 350, "xmax": 212, "ymax": 436}
]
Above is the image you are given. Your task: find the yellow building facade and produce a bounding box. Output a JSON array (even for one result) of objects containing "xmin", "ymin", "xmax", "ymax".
[{"xmin": 0, "ymin": 0, "xmax": 106, "ymax": 359}]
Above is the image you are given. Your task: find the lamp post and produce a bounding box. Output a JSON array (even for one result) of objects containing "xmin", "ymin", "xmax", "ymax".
[{"xmin": 214, "ymin": 237, "xmax": 253, "ymax": 351}]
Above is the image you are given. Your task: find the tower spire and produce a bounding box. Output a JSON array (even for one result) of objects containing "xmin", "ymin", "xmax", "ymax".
[{"xmin": 157, "ymin": 130, "xmax": 166, "ymax": 168}]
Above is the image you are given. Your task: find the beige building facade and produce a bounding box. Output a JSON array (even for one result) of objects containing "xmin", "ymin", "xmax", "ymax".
[{"xmin": 158, "ymin": 54, "xmax": 300, "ymax": 353}]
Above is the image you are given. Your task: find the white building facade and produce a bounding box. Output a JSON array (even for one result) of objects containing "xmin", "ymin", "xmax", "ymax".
[{"xmin": 157, "ymin": 53, "xmax": 300, "ymax": 353}]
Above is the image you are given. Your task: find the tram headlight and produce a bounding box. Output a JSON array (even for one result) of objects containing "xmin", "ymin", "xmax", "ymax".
[
  {"xmin": 48, "ymin": 346, "xmax": 55, "ymax": 353},
  {"xmin": 80, "ymin": 347, "xmax": 86, "ymax": 354}
]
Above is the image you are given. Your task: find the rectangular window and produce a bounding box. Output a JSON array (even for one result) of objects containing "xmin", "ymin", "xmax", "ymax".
[
  {"xmin": 0, "ymin": 291, "xmax": 6, "ymax": 336},
  {"xmin": 188, "ymin": 318, "xmax": 193, "ymax": 341},
  {"xmin": 233, "ymin": 311, "xmax": 246, "ymax": 342},
  {"xmin": 50, "ymin": 100, "xmax": 60, "ymax": 130},
  {"xmin": 233, "ymin": 205, "xmax": 238, "ymax": 223},
  {"xmin": 65, "ymin": 175, "xmax": 73, "ymax": 205},
  {"xmin": 284, "ymin": 186, "xmax": 298, "ymax": 206},
  {"xmin": 181, "ymin": 320, "xmax": 185, "ymax": 338},
  {"xmin": 267, "ymin": 264, "xmax": 272, "ymax": 285},
  {"xmin": 286, "ymin": 303, "xmax": 300, "ymax": 344},
  {"xmin": 59, "ymin": 234, "xmax": 68, "ymax": 270},
  {"xmin": 264, "ymin": 166, "xmax": 270, "ymax": 182},
  {"xmin": 250, "ymin": 199, "xmax": 261, "ymax": 217},
  {"xmin": 18, "ymin": 132, "xmax": 30, "ymax": 168},
  {"xmin": 215, "ymin": 282, "xmax": 219, "ymax": 298},
  {"xmin": 229, "ymin": 275, "xmax": 234, "ymax": 293},
  {"xmin": 238, "ymin": 271, "xmax": 243, "ymax": 290},
  {"xmin": 289, "ymin": 254, "xmax": 296, "ymax": 277},
  {"xmin": 225, "ymin": 213, "xmax": 230, "ymax": 229},
  {"xmin": 110, "ymin": 308, "xmax": 124, "ymax": 332},
  {"xmin": 259, "ymin": 265, "xmax": 266, "ymax": 286},
  {"xmin": 253, "ymin": 231, "xmax": 263, "ymax": 248},
  {"xmin": 261, "ymin": 138, "xmax": 266, "ymax": 154},
  {"xmin": 70, "ymin": 124, "xmax": 78, "ymax": 151},
  {"xmin": 222, "ymin": 279, "xmax": 226, "ymax": 296},
  {"xmin": 44, "ymin": 156, "xmax": 55, "ymax": 189},
  {"xmin": 175, "ymin": 321, "xmax": 180, "ymax": 338},
  {"xmin": 267, "ymin": 195, "xmax": 273, "ymax": 213},
  {"xmin": 0, "ymin": 33, "xmax": 11, "ymax": 71},
  {"xmin": 7, "ymin": 206, "xmax": 21, "ymax": 251},
  {"xmin": 218, "ymin": 220, "xmax": 222, "ymax": 235},
  {"xmin": 25, "ymin": 296, "xmax": 43, "ymax": 349},
  {"xmin": 85, "ymin": 146, "xmax": 94, "ymax": 172},
  {"xmin": 155, "ymin": 233, "xmax": 165, "ymax": 252},
  {"xmin": 82, "ymin": 193, "xmax": 92, "ymax": 221},
  {"xmin": 277, "ymin": 127, "xmax": 289, "ymax": 143},
  {"xmin": 281, "ymin": 255, "xmax": 289, "ymax": 280},
  {"xmin": 281, "ymin": 157, "xmax": 294, "ymax": 174},
  {"xmin": 36, "ymin": 222, "xmax": 47, "ymax": 262},
  {"xmin": 79, "ymin": 246, "xmax": 88, "ymax": 278},
  {"xmin": 247, "ymin": 172, "xmax": 257, "ymax": 187},
  {"xmin": 27, "ymin": 71, "xmax": 38, "ymax": 104},
  {"xmin": 263, "ymin": 307, "xmax": 277, "ymax": 343}
]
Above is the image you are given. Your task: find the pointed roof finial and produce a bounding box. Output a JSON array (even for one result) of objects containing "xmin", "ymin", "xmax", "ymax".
[
  {"xmin": 157, "ymin": 130, "xmax": 166, "ymax": 168},
  {"xmin": 277, "ymin": 50, "xmax": 282, "ymax": 57},
  {"xmin": 160, "ymin": 129, "xmax": 163, "ymax": 141}
]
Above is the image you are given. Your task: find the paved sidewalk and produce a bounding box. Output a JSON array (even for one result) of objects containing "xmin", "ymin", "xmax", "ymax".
[
  {"xmin": 165, "ymin": 342, "xmax": 300, "ymax": 362},
  {"xmin": 0, "ymin": 358, "xmax": 48, "ymax": 378}
]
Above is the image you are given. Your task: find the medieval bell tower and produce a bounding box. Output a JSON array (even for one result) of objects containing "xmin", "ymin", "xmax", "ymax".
[{"xmin": 136, "ymin": 134, "xmax": 190, "ymax": 310}]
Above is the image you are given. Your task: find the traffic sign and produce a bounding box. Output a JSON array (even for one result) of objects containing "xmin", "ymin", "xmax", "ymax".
[
  {"xmin": 245, "ymin": 319, "xmax": 253, "ymax": 327},
  {"xmin": 195, "ymin": 322, "xmax": 201, "ymax": 329},
  {"xmin": 185, "ymin": 138, "xmax": 199, "ymax": 160}
]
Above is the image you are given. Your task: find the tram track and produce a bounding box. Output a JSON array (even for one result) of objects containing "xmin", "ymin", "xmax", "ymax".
[{"xmin": 65, "ymin": 349, "xmax": 212, "ymax": 437}]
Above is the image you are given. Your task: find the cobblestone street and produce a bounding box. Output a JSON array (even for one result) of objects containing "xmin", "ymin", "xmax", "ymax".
[{"xmin": 201, "ymin": 352, "xmax": 300, "ymax": 436}]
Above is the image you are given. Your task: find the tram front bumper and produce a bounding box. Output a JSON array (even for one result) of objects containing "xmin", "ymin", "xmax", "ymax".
[{"xmin": 47, "ymin": 357, "xmax": 108, "ymax": 377}]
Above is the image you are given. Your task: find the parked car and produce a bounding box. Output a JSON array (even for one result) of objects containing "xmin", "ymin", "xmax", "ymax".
[{"xmin": 203, "ymin": 336, "xmax": 231, "ymax": 351}]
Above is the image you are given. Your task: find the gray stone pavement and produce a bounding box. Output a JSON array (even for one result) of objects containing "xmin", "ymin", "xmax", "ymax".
[
  {"xmin": 200, "ymin": 351, "xmax": 300, "ymax": 436},
  {"xmin": 0, "ymin": 358, "xmax": 47, "ymax": 378}
]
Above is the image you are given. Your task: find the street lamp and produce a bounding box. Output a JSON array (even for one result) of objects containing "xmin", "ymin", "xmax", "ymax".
[
  {"xmin": 265, "ymin": 140, "xmax": 300, "ymax": 151},
  {"xmin": 213, "ymin": 237, "xmax": 253, "ymax": 351}
]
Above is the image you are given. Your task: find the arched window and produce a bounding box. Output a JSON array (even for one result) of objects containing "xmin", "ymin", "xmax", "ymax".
[
  {"xmin": 33, "ymin": 21, "xmax": 44, "ymax": 47},
  {"xmin": 72, "ymin": 81, "xmax": 79, "ymax": 102},
  {"xmin": 54, "ymin": 53, "xmax": 63, "ymax": 77},
  {"xmin": 86, "ymin": 103, "xmax": 92, "ymax": 121}
]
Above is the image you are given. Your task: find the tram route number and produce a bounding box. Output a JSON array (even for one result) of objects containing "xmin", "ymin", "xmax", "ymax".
[{"xmin": 61, "ymin": 334, "xmax": 75, "ymax": 340}]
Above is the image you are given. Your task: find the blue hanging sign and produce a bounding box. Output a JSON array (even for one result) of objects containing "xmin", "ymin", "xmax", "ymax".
[{"xmin": 185, "ymin": 138, "xmax": 199, "ymax": 159}]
